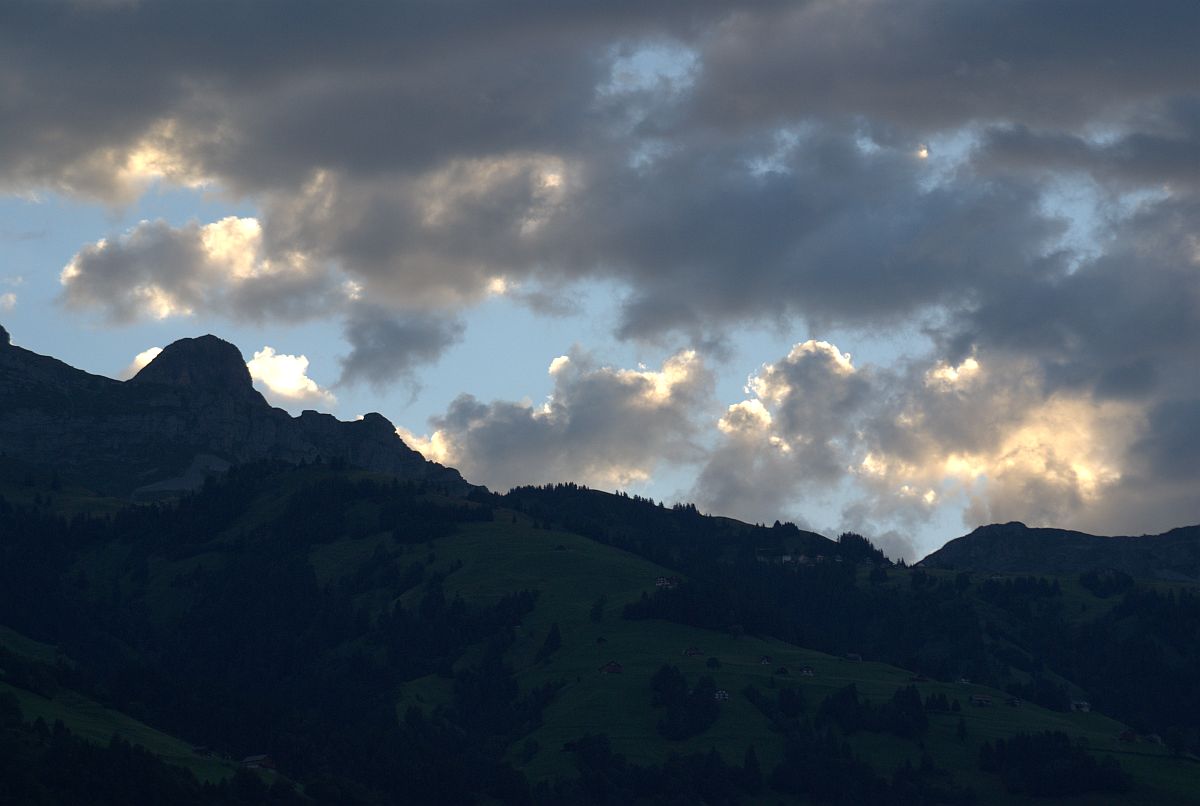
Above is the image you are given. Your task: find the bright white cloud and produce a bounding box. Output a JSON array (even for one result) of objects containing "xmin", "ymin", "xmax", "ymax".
[
  {"xmin": 925, "ymin": 356, "xmax": 981, "ymax": 389},
  {"xmin": 247, "ymin": 346, "xmax": 336, "ymax": 408},
  {"xmin": 0, "ymin": 292, "xmax": 15, "ymax": 311},
  {"xmin": 119, "ymin": 346, "xmax": 163, "ymax": 379}
]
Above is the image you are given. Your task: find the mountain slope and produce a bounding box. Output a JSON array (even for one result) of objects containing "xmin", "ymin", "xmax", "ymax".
[
  {"xmin": 0, "ymin": 328, "xmax": 465, "ymax": 497},
  {"xmin": 919, "ymin": 521, "xmax": 1200, "ymax": 581}
]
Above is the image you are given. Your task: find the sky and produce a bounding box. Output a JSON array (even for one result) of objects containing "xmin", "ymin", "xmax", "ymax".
[{"xmin": 2, "ymin": 0, "xmax": 1198, "ymax": 561}]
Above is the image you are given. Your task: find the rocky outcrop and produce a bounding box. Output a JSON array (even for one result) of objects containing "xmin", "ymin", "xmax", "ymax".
[{"xmin": 0, "ymin": 328, "xmax": 468, "ymax": 496}]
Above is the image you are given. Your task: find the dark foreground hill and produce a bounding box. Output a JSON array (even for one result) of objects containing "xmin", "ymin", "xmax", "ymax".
[
  {"xmin": 919, "ymin": 521, "xmax": 1200, "ymax": 582},
  {"xmin": 4, "ymin": 464, "xmax": 1198, "ymax": 804},
  {"xmin": 0, "ymin": 325, "xmax": 464, "ymax": 497}
]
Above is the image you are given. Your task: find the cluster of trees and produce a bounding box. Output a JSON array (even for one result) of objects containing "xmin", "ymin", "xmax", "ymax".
[
  {"xmin": 0, "ymin": 465, "xmax": 555, "ymax": 803},
  {"xmin": 978, "ymin": 731, "xmax": 1130, "ymax": 796},
  {"xmin": 0, "ymin": 694, "xmax": 304, "ymax": 805},
  {"xmin": 649, "ymin": 665, "xmax": 720, "ymax": 740},
  {"xmin": 1078, "ymin": 569, "xmax": 1135, "ymax": 598},
  {"xmin": 816, "ymin": 684, "xmax": 929, "ymax": 740},
  {"xmin": 504, "ymin": 486, "xmax": 1200, "ymax": 756},
  {"xmin": 536, "ymin": 734, "xmax": 763, "ymax": 805},
  {"xmin": 738, "ymin": 684, "xmax": 975, "ymax": 804}
]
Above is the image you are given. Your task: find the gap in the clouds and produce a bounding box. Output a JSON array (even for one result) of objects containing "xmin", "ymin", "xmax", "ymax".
[{"xmin": 598, "ymin": 39, "xmax": 698, "ymax": 99}]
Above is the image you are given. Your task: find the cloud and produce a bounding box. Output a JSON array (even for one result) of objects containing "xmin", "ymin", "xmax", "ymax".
[
  {"xmin": 400, "ymin": 347, "xmax": 713, "ymax": 490},
  {"xmin": 0, "ymin": 292, "xmax": 14, "ymax": 312},
  {"xmin": 247, "ymin": 346, "xmax": 336, "ymax": 408},
  {"xmin": 119, "ymin": 346, "xmax": 162, "ymax": 379},
  {"xmin": 852, "ymin": 362, "xmax": 1145, "ymax": 533},
  {"xmin": 691, "ymin": 335, "xmax": 1190, "ymax": 551},
  {"xmin": 58, "ymin": 216, "xmax": 341, "ymax": 324},
  {"xmin": 337, "ymin": 305, "xmax": 465, "ymax": 392},
  {"xmin": 692, "ymin": 340, "xmax": 871, "ymax": 523},
  {"xmin": 8, "ymin": 2, "xmax": 1067, "ymax": 344}
]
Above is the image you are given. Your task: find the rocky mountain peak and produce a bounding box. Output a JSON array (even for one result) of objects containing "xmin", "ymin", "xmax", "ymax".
[
  {"xmin": 0, "ymin": 331, "xmax": 470, "ymax": 497},
  {"xmin": 131, "ymin": 334, "xmax": 252, "ymax": 391},
  {"xmin": 0, "ymin": 323, "xmax": 10, "ymax": 347}
]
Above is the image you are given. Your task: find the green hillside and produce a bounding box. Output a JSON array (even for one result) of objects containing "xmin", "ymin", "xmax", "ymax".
[
  {"xmin": 2, "ymin": 464, "xmax": 1198, "ymax": 803},
  {"xmin": 0, "ymin": 626, "xmax": 236, "ymax": 784},
  {"xmin": 374, "ymin": 518, "xmax": 1195, "ymax": 804}
]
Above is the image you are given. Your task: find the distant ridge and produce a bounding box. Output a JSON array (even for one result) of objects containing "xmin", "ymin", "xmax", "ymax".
[
  {"xmin": 0, "ymin": 327, "xmax": 467, "ymax": 497},
  {"xmin": 918, "ymin": 521, "xmax": 1200, "ymax": 582}
]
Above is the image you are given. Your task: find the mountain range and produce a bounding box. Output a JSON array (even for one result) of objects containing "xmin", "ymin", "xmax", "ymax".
[
  {"xmin": 3, "ymin": 324, "xmax": 1195, "ymax": 576},
  {"xmin": 0, "ymin": 326, "xmax": 464, "ymax": 498}
]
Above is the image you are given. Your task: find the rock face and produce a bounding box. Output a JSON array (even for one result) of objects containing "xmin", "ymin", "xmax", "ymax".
[
  {"xmin": 918, "ymin": 521, "xmax": 1200, "ymax": 582},
  {"xmin": 0, "ymin": 329, "xmax": 467, "ymax": 496}
]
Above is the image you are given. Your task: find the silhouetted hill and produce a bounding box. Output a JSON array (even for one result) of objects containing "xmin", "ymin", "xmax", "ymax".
[
  {"xmin": 0, "ymin": 327, "xmax": 466, "ymax": 497},
  {"xmin": 919, "ymin": 521, "xmax": 1200, "ymax": 582}
]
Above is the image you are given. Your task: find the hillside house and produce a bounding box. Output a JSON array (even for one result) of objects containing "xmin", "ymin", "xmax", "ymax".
[
  {"xmin": 1006, "ymin": 697, "xmax": 1022, "ymax": 707},
  {"xmin": 655, "ymin": 576, "xmax": 680, "ymax": 589},
  {"xmin": 969, "ymin": 695, "xmax": 993, "ymax": 707},
  {"xmin": 759, "ymin": 655, "xmax": 773, "ymax": 665},
  {"xmin": 240, "ymin": 754, "xmax": 275, "ymax": 770},
  {"xmin": 1071, "ymin": 700, "xmax": 1091, "ymax": 713},
  {"xmin": 845, "ymin": 653, "xmax": 862, "ymax": 663},
  {"xmin": 684, "ymin": 647, "xmax": 703, "ymax": 657},
  {"xmin": 599, "ymin": 661, "xmax": 623, "ymax": 674},
  {"xmin": 799, "ymin": 666, "xmax": 815, "ymax": 677},
  {"xmin": 714, "ymin": 689, "xmax": 730, "ymax": 702}
]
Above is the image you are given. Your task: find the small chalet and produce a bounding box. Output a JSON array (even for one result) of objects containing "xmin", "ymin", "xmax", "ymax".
[
  {"xmin": 683, "ymin": 647, "xmax": 703, "ymax": 657},
  {"xmin": 655, "ymin": 576, "xmax": 680, "ymax": 589},
  {"xmin": 1006, "ymin": 697, "xmax": 1022, "ymax": 707},
  {"xmin": 844, "ymin": 652, "xmax": 862, "ymax": 663},
  {"xmin": 799, "ymin": 665, "xmax": 815, "ymax": 677},
  {"xmin": 956, "ymin": 677, "xmax": 971, "ymax": 685},
  {"xmin": 714, "ymin": 689, "xmax": 731, "ymax": 702},
  {"xmin": 909, "ymin": 674, "xmax": 929, "ymax": 683},
  {"xmin": 599, "ymin": 661, "xmax": 623, "ymax": 674},
  {"xmin": 1071, "ymin": 700, "xmax": 1091, "ymax": 713},
  {"xmin": 240, "ymin": 754, "xmax": 275, "ymax": 770},
  {"xmin": 759, "ymin": 655, "xmax": 773, "ymax": 665},
  {"xmin": 969, "ymin": 695, "xmax": 993, "ymax": 707}
]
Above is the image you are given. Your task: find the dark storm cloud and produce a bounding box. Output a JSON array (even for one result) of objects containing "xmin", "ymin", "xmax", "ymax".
[
  {"xmin": 977, "ymin": 106, "xmax": 1200, "ymax": 191},
  {"xmin": 944, "ymin": 195, "xmax": 1200, "ymax": 400},
  {"xmin": 541, "ymin": 131, "xmax": 1062, "ymax": 338},
  {"xmin": 17, "ymin": 0, "xmax": 1194, "ymax": 345},
  {"xmin": 338, "ymin": 305, "xmax": 465, "ymax": 392},
  {"xmin": 690, "ymin": 0, "xmax": 1200, "ymax": 134}
]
